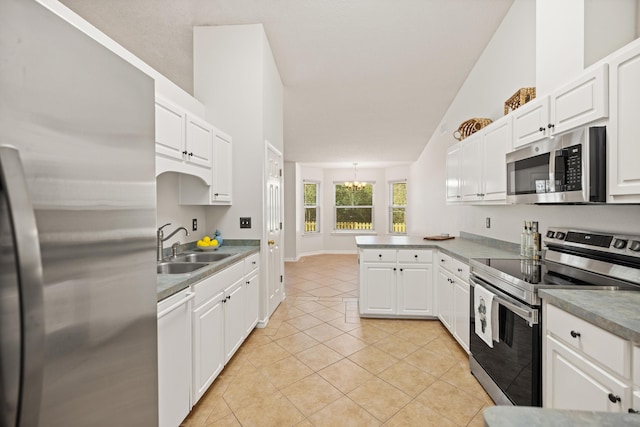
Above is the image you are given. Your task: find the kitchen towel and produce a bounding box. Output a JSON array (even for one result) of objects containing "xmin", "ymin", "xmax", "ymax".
[{"xmin": 474, "ymin": 283, "xmax": 499, "ymax": 348}]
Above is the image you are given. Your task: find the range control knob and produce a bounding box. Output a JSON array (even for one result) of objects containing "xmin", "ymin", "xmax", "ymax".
[
  {"xmin": 629, "ymin": 241, "xmax": 640, "ymax": 252},
  {"xmin": 546, "ymin": 231, "xmax": 555, "ymax": 238},
  {"xmin": 613, "ymin": 239, "xmax": 628, "ymax": 250},
  {"xmin": 555, "ymin": 232, "xmax": 566, "ymax": 240}
]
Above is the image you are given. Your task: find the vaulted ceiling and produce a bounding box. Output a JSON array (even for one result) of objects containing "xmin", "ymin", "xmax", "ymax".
[{"xmin": 60, "ymin": 0, "xmax": 514, "ymax": 166}]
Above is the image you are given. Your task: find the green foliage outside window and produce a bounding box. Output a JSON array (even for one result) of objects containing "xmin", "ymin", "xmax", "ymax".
[{"xmin": 335, "ymin": 183, "xmax": 373, "ymax": 230}]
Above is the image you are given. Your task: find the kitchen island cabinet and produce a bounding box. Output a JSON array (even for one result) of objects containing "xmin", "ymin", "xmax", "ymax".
[{"xmin": 359, "ymin": 248, "xmax": 433, "ymax": 317}]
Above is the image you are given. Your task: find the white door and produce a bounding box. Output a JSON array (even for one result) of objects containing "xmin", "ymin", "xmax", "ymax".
[
  {"xmin": 397, "ymin": 264, "xmax": 433, "ymax": 316},
  {"xmin": 266, "ymin": 142, "xmax": 284, "ymax": 317}
]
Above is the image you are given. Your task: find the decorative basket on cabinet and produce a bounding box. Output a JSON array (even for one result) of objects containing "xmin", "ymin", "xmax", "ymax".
[
  {"xmin": 504, "ymin": 87, "xmax": 536, "ymax": 115},
  {"xmin": 453, "ymin": 117, "xmax": 493, "ymax": 141}
]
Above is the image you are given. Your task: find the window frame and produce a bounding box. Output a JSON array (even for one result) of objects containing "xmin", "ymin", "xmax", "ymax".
[
  {"xmin": 389, "ymin": 180, "xmax": 407, "ymax": 235},
  {"xmin": 303, "ymin": 180, "xmax": 320, "ymax": 234},
  {"xmin": 333, "ymin": 181, "xmax": 375, "ymax": 233}
]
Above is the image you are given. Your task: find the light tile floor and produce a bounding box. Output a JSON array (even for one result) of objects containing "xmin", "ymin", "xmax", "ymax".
[{"xmin": 181, "ymin": 254, "xmax": 494, "ymax": 427}]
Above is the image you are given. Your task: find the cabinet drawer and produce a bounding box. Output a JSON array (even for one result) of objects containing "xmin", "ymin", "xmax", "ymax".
[
  {"xmin": 451, "ymin": 258, "xmax": 469, "ymax": 281},
  {"xmin": 546, "ymin": 304, "xmax": 630, "ymax": 378},
  {"xmin": 437, "ymin": 253, "xmax": 452, "ymax": 271},
  {"xmin": 194, "ymin": 261, "xmax": 244, "ymax": 307},
  {"xmin": 397, "ymin": 249, "xmax": 432, "ymax": 264},
  {"xmin": 361, "ymin": 249, "xmax": 396, "ymax": 263},
  {"xmin": 244, "ymin": 253, "xmax": 259, "ymax": 275}
]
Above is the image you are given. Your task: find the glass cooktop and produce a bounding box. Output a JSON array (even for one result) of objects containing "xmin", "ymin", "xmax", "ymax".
[{"xmin": 472, "ymin": 258, "xmax": 592, "ymax": 287}]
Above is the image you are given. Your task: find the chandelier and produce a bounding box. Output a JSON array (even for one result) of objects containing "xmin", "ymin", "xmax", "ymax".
[{"xmin": 344, "ymin": 163, "xmax": 366, "ymax": 190}]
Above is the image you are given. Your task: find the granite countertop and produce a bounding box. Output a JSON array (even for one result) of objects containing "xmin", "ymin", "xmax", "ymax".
[
  {"xmin": 539, "ymin": 289, "xmax": 640, "ymax": 343},
  {"xmin": 484, "ymin": 406, "xmax": 640, "ymax": 427},
  {"xmin": 355, "ymin": 234, "xmax": 519, "ymax": 263},
  {"xmin": 157, "ymin": 244, "xmax": 259, "ymax": 302}
]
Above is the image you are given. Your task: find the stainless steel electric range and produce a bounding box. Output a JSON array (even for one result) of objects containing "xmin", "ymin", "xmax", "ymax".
[{"xmin": 468, "ymin": 227, "xmax": 640, "ymax": 407}]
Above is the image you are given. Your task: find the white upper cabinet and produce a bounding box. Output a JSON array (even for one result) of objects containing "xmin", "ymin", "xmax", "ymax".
[
  {"xmin": 185, "ymin": 114, "xmax": 214, "ymax": 168},
  {"xmin": 211, "ymin": 129, "xmax": 232, "ymax": 203},
  {"xmin": 607, "ymin": 40, "xmax": 640, "ymax": 202},
  {"xmin": 446, "ymin": 143, "xmax": 462, "ymax": 203},
  {"xmin": 482, "ymin": 118, "xmax": 510, "ymax": 201},
  {"xmin": 460, "ymin": 134, "xmax": 483, "ymax": 202},
  {"xmin": 549, "ymin": 64, "xmax": 608, "ymax": 136},
  {"xmin": 155, "ymin": 96, "xmax": 214, "ymax": 185},
  {"xmin": 457, "ymin": 117, "xmax": 509, "ymax": 204},
  {"xmin": 511, "ymin": 96, "xmax": 550, "ymax": 149}
]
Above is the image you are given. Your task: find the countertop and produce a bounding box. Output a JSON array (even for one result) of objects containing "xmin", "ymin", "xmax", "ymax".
[
  {"xmin": 483, "ymin": 406, "xmax": 640, "ymax": 426},
  {"xmin": 539, "ymin": 289, "xmax": 640, "ymax": 343},
  {"xmin": 156, "ymin": 244, "xmax": 259, "ymax": 302},
  {"xmin": 355, "ymin": 235, "xmax": 519, "ymax": 262}
]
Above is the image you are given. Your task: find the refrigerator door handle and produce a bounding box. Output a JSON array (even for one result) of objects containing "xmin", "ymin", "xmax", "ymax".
[{"xmin": 0, "ymin": 145, "xmax": 45, "ymax": 427}]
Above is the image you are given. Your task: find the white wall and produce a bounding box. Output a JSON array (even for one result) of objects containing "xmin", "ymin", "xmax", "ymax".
[
  {"xmin": 156, "ymin": 172, "xmax": 207, "ymax": 247},
  {"xmin": 410, "ymin": 0, "xmax": 640, "ymax": 244},
  {"xmin": 290, "ymin": 164, "xmax": 409, "ymax": 258},
  {"xmin": 195, "ymin": 24, "xmax": 283, "ymax": 240},
  {"xmin": 284, "ymin": 161, "xmax": 297, "ymax": 260}
]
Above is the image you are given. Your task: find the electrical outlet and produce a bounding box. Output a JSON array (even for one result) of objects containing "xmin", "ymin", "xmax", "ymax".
[
  {"xmin": 486, "ymin": 217, "xmax": 491, "ymax": 228},
  {"xmin": 192, "ymin": 218, "xmax": 198, "ymax": 231},
  {"xmin": 240, "ymin": 217, "xmax": 251, "ymax": 229}
]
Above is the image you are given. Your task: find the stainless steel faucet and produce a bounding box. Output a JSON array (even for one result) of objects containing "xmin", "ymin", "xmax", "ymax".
[{"xmin": 157, "ymin": 223, "xmax": 189, "ymax": 261}]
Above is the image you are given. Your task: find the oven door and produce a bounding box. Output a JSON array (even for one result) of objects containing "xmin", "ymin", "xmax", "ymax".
[{"xmin": 469, "ymin": 276, "xmax": 542, "ymax": 407}]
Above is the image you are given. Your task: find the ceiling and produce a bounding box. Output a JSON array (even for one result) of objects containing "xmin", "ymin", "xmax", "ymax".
[{"xmin": 59, "ymin": 0, "xmax": 514, "ymax": 167}]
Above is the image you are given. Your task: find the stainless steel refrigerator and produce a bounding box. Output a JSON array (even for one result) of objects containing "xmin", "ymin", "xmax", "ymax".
[{"xmin": 0, "ymin": 0, "xmax": 158, "ymax": 425}]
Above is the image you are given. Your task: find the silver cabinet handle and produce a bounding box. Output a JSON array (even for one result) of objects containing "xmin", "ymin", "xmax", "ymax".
[{"xmin": 0, "ymin": 146, "xmax": 45, "ymax": 427}]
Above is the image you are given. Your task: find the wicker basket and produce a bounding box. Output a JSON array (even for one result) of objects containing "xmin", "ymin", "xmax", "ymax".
[
  {"xmin": 453, "ymin": 118, "xmax": 493, "ymax": 141},
  {"xmin": 504, "ymin": 87, "xmax": 536, "ymax": 115}
]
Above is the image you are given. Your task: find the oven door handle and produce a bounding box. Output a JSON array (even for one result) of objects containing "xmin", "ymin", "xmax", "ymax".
[{"xmin": 470, "ymin": 277, "xmax": 539, "ymax": 325}]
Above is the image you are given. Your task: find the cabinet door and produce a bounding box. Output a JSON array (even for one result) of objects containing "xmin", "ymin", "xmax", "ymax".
[
  {"xmin": 397, "ymin": 263, "xmax": 433, "ymax": 316},
  {"xmin": 452, "ymin": 279, "xmax": 470, "ymax": 353},
  {"xmin": 155, "ymin": 97, "xmax": 185, "ymax": 160},
  {"xmin": 185, "ymin": 114, "xmax": 213, "ymax": 168},
  {"xmin": 545, "ymin": 335, "xmax": 630, "ymax": 412},
  {"xmin": 211, "ymin": 130, "xmax": 232, "ymax": 203},
  {"xmin": 437, "ymin": 269, "xmax": 453, "ymax": 330},
  {"xmin": 446, "ymin": 143, "xmax": 462, "ymax": 202},
  {"xmin": 158, "ymin": 290, "xmax": 193, "ymax": 427},
  {"xmin": 550, "ymin": 64, "xmax": 608, "ymax": 135},
  {"xmin": 224, "ymin": 279, "xmax": 245, "ymax": 363},
  {"xmin": 460, "ymin": 135, "xmax": 482, "ymax": 202},
  {"xmin": 244, "ymin": 272, "xmax": 259, "ymax": 336},
  {"xmin": 482, "ymin": 120, "xmax": 510, "ymax": 201},
  {"xmin": 192, "ymin": 291, "xmax": 225, "ymax": 403},
  {"xmin": 511, "ymin": 96, "xmax": 550, "ymax": 149},
  {"xmin": 608, "ymin": 42, "xmax": 640, "ymax": 198},
  {"xmin": 360, "ymin": 263, "xmax": 396, "ymax": 315}
]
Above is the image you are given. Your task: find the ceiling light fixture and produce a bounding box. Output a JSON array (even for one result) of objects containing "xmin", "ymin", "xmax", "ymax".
[{"xmin": 344, "ymin": 162, "xmax": 366, "ymax": 190}]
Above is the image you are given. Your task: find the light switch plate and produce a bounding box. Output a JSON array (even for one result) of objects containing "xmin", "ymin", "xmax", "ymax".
[
  {"xmin": 240, "ymin": 217, "xmax": 251, "ymax": 229},
  {"xmin": 192, "ymin": 218, "xmax": 198, "ymax": 231}
]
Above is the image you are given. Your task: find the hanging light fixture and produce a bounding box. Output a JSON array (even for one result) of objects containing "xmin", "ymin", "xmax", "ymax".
[{"xmin": 344, "ymin": 162, "xmax": 366, "ymax": 190}]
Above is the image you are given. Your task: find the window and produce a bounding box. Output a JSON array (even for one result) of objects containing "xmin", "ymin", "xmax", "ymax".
[
  {"xmin": 334, "ymin": 183, "xmax": 374, "ymax": 231},
  {"xmin": 303, "ymin": 181, "xmax": 319, "ymax": 233},
  {"xmin": 390, "ymin": 181, "xmax": 407, "ymax": 234}
]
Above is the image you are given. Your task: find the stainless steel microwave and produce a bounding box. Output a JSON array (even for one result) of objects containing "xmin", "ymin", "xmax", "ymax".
[{"xmin": 506, "ymin": 126, "xmax": 606, "ymax": 204}]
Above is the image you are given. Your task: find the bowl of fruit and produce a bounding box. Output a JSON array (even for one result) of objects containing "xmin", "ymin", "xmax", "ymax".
[{"xmin": 196, "ymin": 235, "xmax": 220, "ymax": 251}]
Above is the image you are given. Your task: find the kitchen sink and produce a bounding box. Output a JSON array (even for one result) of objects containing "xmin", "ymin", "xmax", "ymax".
[
  {"xmin": 157, "ymin": 262, "xmax": 209, "ymax": 275},
  {"xmin": 171, "ymin": 253, "xmax": 234, "ymax": 263}
]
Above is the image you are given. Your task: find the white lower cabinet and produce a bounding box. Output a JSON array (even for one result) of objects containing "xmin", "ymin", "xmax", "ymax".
[
  {"xmin": 189, "ymin": 253, "xmax": 261, "ymax": 406},
  {"xmin": 436, "ymin": 252, "xmax": 470, "ymax": 352},
  {"xmin": 544, "ymin": 302, "xmax": 633, "ymax": 413},
  {"xmin": 223, "ymin": 279, "xmax": 245, "ymax": 363},
  {"xmin": 157, "ymin": 289, "xmax": 194, "ymax": 427},
  {"xmin": 192, "ymin": 288, "xmax": 225, "ymax": 403},
  {"xmin": 359, "ymin": 249, "xmax": 433, "ymax": 317}
]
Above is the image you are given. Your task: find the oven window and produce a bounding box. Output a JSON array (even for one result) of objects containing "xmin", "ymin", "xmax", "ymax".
[
  {"xmin": 470, "ymin": 288, "xmax": 542, "ymax": 406},
  {"xmin": 507, "ymin": 153, "xmax": 550, "ymax": 195}
]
